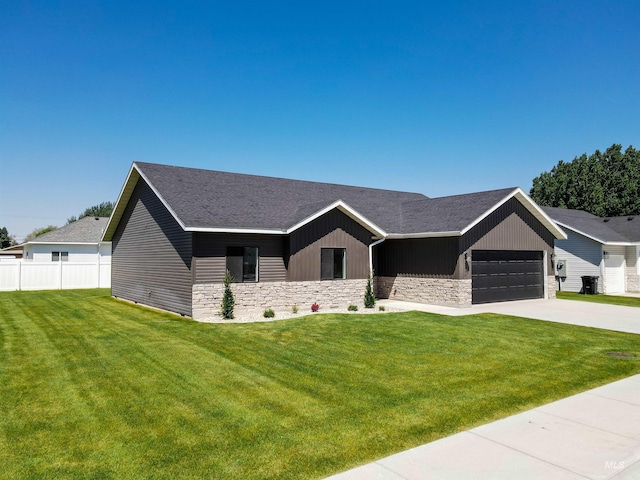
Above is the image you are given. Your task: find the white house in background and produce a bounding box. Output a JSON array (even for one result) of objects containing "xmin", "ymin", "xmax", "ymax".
[
  {"xmin": 0, "ymin": 216, "xmax": 111, "ymax": 291},
  {"xmin": 543, "ymin": 206, "xmax": 640, "ymax": 294}
]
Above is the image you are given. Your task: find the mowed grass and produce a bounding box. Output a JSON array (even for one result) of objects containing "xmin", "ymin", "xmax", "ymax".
[
  {"xmin": 558, "ymin": 290, "xmax": 640, "ymax": 308},
  {"xmin": 1, "ymin": 290, "xmax": 639, "ymax": 479}
]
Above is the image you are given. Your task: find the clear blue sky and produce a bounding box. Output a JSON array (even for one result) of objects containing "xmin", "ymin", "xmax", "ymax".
[{"xmin": 1, "ymin": 1, "xmax": 639, "ymax": 242}]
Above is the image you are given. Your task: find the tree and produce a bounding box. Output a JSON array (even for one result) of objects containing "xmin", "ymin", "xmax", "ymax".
[
  {"xmin": 220, "ymin": 270, "xmax": 235, "ymax": 320},
  {"xmin": 0, "ymin": 227, "xmax": 16, "ymax": 248},
  {"xmin": 530, "ymin": 144, "xmax": 640, "ymax": 217},
  {"xmin": 364, "ymin": 273, "xmax": 376, "ymax": 308},
  {"xmin": 67, "ymin": 201, "xmax": 114, "ymax": 224},
  {"xmin": 24, "ymin": 225, "xmax": 58, "ymax": 242}
]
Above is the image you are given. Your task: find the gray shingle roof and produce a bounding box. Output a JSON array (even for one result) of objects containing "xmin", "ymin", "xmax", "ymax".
[
  {"xmin": 104, "ymin": 162, "xmax": 565, "ymax": 240},
  {"xmin": 542, "ymin": 206, "xmax": 640, "ymax": 243},
  {"xmin": 398, "ymin": 188, "xmax": 516, "ymax": 233},
  {"xmin": 30, "ymin": 216, "xmax": 109, "ymax": 244},
  {"xmin": 136, "ymin": 162, "xmax": 428, "ymax": 233}
]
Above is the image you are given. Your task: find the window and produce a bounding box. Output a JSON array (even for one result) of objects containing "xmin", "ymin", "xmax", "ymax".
[
  {"xmin": 226, "ymin": 247, "xmax": 258, "ymax": 282},
  {"xmin": 321, "ymin": 248, "xmax": 346, "ymax": 280},
  {"xmin": 52, "ymin": 251, "xmax": 69, "ymax": 262}
]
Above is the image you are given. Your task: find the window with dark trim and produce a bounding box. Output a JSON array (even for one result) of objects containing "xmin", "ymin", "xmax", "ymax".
[
  {"xmin": 321, "ymin": 248, "xmax": 346, "ymax": 280},
  {"xmin": 52, "ymin": 251, "xmax": 69, "ymax": 262},
  {"xmin": 226, "ymin": 246, "xmax": 258, "ymax": 282}
]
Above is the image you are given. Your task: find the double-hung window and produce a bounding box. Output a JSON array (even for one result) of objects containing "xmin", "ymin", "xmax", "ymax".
[
  {"xmin": 226, "ymin": 247, "xmax": 258, "ymax": 282},
  {"xmin": 321, "ymin": 248, "xmax": 346, "ymax": 280}
]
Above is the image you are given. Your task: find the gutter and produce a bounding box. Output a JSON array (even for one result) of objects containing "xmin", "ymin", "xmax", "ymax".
[{"xmin": 369, "ymin": 237, "xmax": 386, "ymax": 277}]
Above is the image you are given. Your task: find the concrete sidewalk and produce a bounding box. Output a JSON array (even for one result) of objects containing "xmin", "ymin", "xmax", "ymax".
[{"xmin": 327, "ymin": 375, "xmax": 640, "ymax": 480}]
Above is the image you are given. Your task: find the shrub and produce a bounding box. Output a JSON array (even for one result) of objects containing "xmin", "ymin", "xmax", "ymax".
[
  {"xmin": 364, "ymin": 273, "xmax": 376, "ymax": 308},
  {"xmin": 311, "ymin": 303, "xmax": 320, "ymax": 312},
  {"xmin": 378, "ymin": 305, "xmax": 386, "ymax": 312},
  {"xmin": 263, "ymin": 308, "xmax": 275, "ymax": 318},
  {"xmin": 220, "ymin": 270, "xmax": 235, "ymax": 319},
  {"xmin": 348, "ymin": 304, "xmax": 358, "ymax": 312},
  {"xmin": 292, "ymin": 304, "xmax": 299, "ymax": 314}
]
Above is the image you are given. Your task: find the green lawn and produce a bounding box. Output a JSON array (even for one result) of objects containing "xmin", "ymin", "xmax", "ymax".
[
  {"xmin": 558, "ymin": 291, "xmax": 640, "ymax": 308},
  {"xmin": 1, "ymin": 289, "xmax": 639, "ymax": 479}
]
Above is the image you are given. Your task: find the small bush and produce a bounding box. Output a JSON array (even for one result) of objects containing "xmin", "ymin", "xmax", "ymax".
[
  {"xmin": 220, "ymin": 270, "xmax": 235, "ymax": 319},
  {"xmin": 292, "ymin": 304, "xmax": 299, "ymax": 314},
  {"xmin": 364, "ymin": 273, "xmax": 376, "ymax": 308},
  {"xmin": 348, "ymin": 304, "xmax": 358, "ymax": 312},
  {"xmin": 378, "ymin": 305, "xmax": 386, "ymax": 312},
  {"xmin": 263, "ymin": 308, "xmax": 275, "ymax": 318},
  {"xmin": 311, "ymin": 303, "xmax": 320, "ymax": 312}
]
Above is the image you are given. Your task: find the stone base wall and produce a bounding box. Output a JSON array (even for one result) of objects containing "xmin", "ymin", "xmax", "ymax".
[
  {"xmin": 547, "ymin": 276, "xmax": 557, "ymax": 299},
  {"xmin": 192, "ymin": 279, "xmax": 367, "ymax": 320},
  {"xmin": 375, "ymin": 276, "xmax": 472, "ymax": 307},
  {"xmin": 627, "ymin": 273, "xmax": 640, "ymax": 293}
]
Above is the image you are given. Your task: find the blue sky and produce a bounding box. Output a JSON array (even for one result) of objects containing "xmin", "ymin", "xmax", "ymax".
[{"xmin": 1, "ymin": 1, "xmax": 639, "ymax": 242}]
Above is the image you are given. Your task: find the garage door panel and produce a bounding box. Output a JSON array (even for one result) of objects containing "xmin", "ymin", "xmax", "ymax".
[{"xmin": 472, "ymin": 250, "xmax": 544, "ymax": 304}]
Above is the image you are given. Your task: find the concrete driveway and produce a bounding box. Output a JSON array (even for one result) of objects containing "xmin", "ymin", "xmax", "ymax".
[
  {"xmin": 326, "ymin": 298, "xmax": 640, "ymax": 480},
  {"xmin": 378, "ymin": 297, "xmax": 640, "ymax": 334}
]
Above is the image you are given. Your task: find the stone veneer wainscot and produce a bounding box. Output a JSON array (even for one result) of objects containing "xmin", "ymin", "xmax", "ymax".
[
  {"xmin": 375, "ymin": 276, "xmax": 472, "ymax": 307},
  {"xmin": 192, "ymin": 279, "xmax": 367, "ymax": 320}
]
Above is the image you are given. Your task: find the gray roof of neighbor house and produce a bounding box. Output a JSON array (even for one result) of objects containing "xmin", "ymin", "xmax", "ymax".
[
  {"xmin": 542, "ymin": 206, "xmax": 640, "ymax": 244},
  {"xmin": 103, "ymin": 162, "xmax": 566, "ymax": 241},
  {"xmin": 28, "ymin": 216, "xmax": 110, "ymax": 244}
]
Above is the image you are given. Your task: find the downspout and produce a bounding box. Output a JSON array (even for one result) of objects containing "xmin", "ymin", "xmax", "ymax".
[{"xmin": 369, "ymin": 237, "xmax": 386, "ymax": 278}]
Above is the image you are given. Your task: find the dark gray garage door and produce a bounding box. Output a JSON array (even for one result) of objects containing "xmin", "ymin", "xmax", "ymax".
[{"xmin": 472, "ymin": 250, "xmax": 544, "ymax": 304}]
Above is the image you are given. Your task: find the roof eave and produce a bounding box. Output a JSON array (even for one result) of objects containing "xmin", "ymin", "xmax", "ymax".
[{"xmin": 386, "ymin": 231, "xmax": 461, "ymax": 239}]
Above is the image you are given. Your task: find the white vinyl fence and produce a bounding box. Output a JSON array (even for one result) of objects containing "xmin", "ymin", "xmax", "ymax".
[{"xmin": 0, "ymin": 260, "xmax": 111, "ymax": 291}]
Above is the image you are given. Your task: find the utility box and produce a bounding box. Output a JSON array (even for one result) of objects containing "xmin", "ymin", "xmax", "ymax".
[{"xmin": 556, "ymin": 259, "xmax": 567, "ymax": 278}]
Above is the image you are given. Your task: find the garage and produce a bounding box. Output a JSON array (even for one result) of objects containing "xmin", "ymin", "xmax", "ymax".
[{"xmin": 472, "ymin": 250, "xmax": 544, "ymax": 304}]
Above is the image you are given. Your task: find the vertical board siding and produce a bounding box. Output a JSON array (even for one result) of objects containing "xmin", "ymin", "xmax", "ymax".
[
  {"xmin": 554, "ymin": 231, "xmax": 603, "ymax": 293},
  {"xmin": 112, "ymin": 179, "xmax": 193, "ymax": 316},
  {"xmin": 288, "ymin": 209, "xmax": 372, "ymax": 281},
  {"xmin": 461, "ymin": 197, "xmax": 555, "ymax": 276},
  {"xmin": 375, "ymin": 237, "xmax": 459, "ymax": 278},
  {"xmin": 193, "ymin": 233, "xmax": 286, "ymax": 283}
]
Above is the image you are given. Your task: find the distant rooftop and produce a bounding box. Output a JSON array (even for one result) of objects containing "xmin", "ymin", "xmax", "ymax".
[
  {"xmin": 28, "ymin": 216, "xmax": 110, "ymax": 244},
  {"xmin": 543, "ymin": 206, "xmax": 640, "ymax": 243}
]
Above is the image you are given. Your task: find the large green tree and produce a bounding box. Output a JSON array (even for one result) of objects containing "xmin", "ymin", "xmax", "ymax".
[
  {"xmin": 24, "ymin": 225, "xmax": 58, "ymax": 242},
  {"xmin": 67, "ymin": 201, "xmax": 114, "ymax": 224},
  {"xmin": 530, "ymin": 144, "xmax": 640, "ymax": 217},
  {"xmin": 0, "ymin": 227, "xmax": 16, "ymax": 249}
]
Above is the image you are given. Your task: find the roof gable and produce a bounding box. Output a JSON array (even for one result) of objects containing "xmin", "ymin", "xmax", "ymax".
[{"xmin": 393, "ymin": 188, "xmax": 566, "ymax": 239}]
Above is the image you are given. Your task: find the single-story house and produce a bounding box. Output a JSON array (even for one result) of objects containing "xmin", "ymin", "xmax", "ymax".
[
  {"xmin": 103, "ymin": 162, "xmax": 566, "ymax": 319},
  {"xmin": 0, "ymin": 216, "xmax": 112, "ymax": 291},
  {"xmin": 543, "ymin": 206, "xmax": 640, "ymax": 294}
]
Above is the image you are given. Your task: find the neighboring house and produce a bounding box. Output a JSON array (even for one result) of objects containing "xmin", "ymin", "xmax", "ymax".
[
  {"xmin": 543, "ymin": 207, "xmax": 640, "ymax": 294},
  {"xmin": 0, "ymin": 216, "xmax": 111, "ymax": 291},
  {"xmin": 103, "ymin": 162, "xmax": 566, "ymax": 319}
]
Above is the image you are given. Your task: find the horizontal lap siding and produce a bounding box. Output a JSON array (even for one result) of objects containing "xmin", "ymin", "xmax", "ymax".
[
  {"xmin": 288, "ymin": 210, "xmax": 372, "ymax": 281},
  {"xmin": 112, "ymin": 180, "xmax": 193, "ymax": 316},
  {"xmin": 193, "ymin": 233, "xmax": 286, "ymax": 283},
  {"xmin": 554, "ymin": 231, "xmax": 602, "ymax": 293}
]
